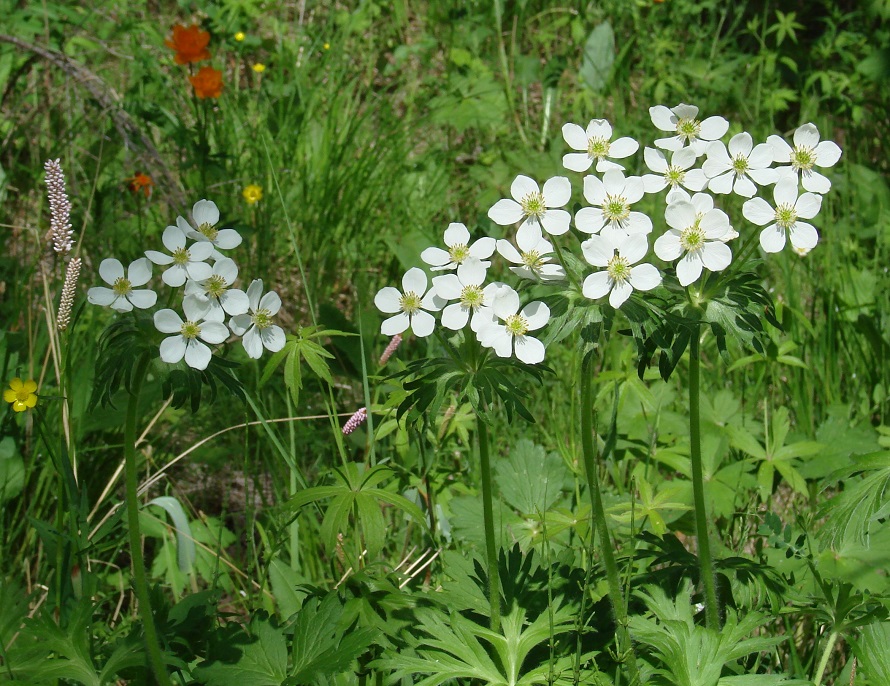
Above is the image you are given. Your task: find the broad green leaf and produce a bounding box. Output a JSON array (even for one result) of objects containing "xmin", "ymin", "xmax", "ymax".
[
  {"xmin": 580, "ymin": 22, "xmax": 615, "ymax": 91},
  {"xmin": 197, "ymin": 617, "xmax": 288, "ymax": 686}
]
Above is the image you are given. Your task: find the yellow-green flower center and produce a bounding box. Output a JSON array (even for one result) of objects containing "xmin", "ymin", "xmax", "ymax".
[
  {"xmin": 180, "ymin": 321, "xmax": 201, "ymax": 339},
  {"xmin": 520, "ymin": 191, "xmax": 546, "ymax": 220},
  {"xmin": 13, "ymin": 388, "xmax": 31, "ymax": 402},
  {"xmin": 206, "ymin": 275, "xmax": 228, "ymax": 298},
  {"xmin": 172, "ymin": 247, "xmax": 191, "ymax": 266},
  {"xmin": 521, "ymin": 249, "xmax": 545, "ymax": 272},
  {"xmin": 460, "ymin": 285, "xmax": 484, "ymax": 309},
  {"xmin": 731, "ymin": 154, "xmax": 750, "ymax": 175},
  {"xmin": 665, "ymin": 165, "xmax": 685, "ymax": 186},
  {"xmin": 252, "ymin": 308, "xmax": 273, "ymax": 329},
  {"xmin": 112, "ymin": 277, "xmax": 133, "ymax": 296},
  {"xmin": 603, "ymin": 194, "xmax": 631, "ymax": 223},
  {"xmin": 449, "ymin": 243, "xmax": 470, "ymax": 264},
  {"xmin": 504, "ymin": 313, "xmax": 529, "ymax": 337},
  {"xmin": 680, "ymin": 221, "xmax": 706, "ymax": 252},
  {"xmin": 587, "ymin": 136, "xmax": 610, "ymax": 159},
  {"xmin": 676, "ymin": 117, "xmax": 701, "ymax": 142},
  {"xmin": 400, "ymin": 291, "xmax": 422, "ymax": 314},
  {"xmin": 775, "ymin": 203, "xmax": 797, "ymax": 229},
  {"xmin": 198, "ymin": 222, "xmax": 219, "ymax": 241},
  {"xmin": 790, "ymin": 147, "xmax": 816, "ymax": 172},
  {"xmin": 607, "ymin": 254, "xmax": 631, "ymax": 284}
]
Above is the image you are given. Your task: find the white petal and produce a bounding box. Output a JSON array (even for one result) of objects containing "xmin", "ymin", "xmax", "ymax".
[
  {"xmin": 649, "ymin": 105, "xmax": 676, "ymax": 132},
  {"xmin": 246, "ymin": 280, "xmax": 263, "ymax": 310},
  {"xmin": 623, "ymin": 176, "xmax": 646, "ymax": 204},
  {"xmin": 259, "ymin": 290, "xmax": 282, "ymax": 315},
  {"xmin": 214, "ymin": 258, "xmax": 238, "ymax": 284},
  {"xmin": 743, "ymin": 198, "xmax": 776, "ymax": 226},
  {"xmin": 563, "ymin": 152, "xmax": 593, "ymax": 172},
  {"xmin": 242, "ymin": 327, "xmax": 263, "ymax": 359},
  {"xmin": 99, "ymin": 258, "xmax": 125, "ymax": 285},
  {"xmin": 443, "ymin": 222, "xmax": 471, "ymax": 247},
  {"xmin": 154, "ymin": 308, "xmax": 183, "ymax": 333},
  {"xmin": 732, "ymin": 176, "xmax": 757, "ymax": 198},
  {"xmin": 789, "ymin": 222, "xmax": 819, "ymax": 250},
  {"xmin": 469, "ymin": 237, "xmax": 496, "ymax": 259},
  {"xmin": 514, "ymin": 336, "xmax": 545, "ymax": 364},
  {"xmin": 629, "ymin": 263, "xmax": 661, "ymax": 291},
  {"xmin": 128, "ymin": 290, "xmax": 158, "ymax": 309},
  {"xmin": 109, "ymin": 297, "xmax": 133, "ymax": 313},
  {"xmin": 126, "ymin": 257, "xmax": 153, "ymax": 286},
  {"xmin": 700, "ymin": 241, "xmax": 732, "ymax": 271},
  {"xmin": 767, "ymin": 135, "xmax": 792, "ymax": 162},
  {"xmin": 759, "ymin": 225, "xmax": 786, "ymax": 253},
  {"xmin": 642, "ymin": 174, "xmax": 667, "ymax": 194},
  {"xmin": 562, "ymin": 122, "xmax": 589, "ymax": 150},
  {"xmin": 215, "ymin": 229, "xmax": 242, "ymax": 249},
  {"xmin": 220, "ymin": 289, "xmax": 250, "ymax": 316},
  {"xmin": 374, "ymin": 286, "xmax": 402, "ymax": 314},
  {"xmin": 540, "ymin": 209, "xmax": 571, "ymax": 235},
  {"xmin": 581, "ymin": 235, "xmax": 613, "ymax": 267},
  {"xmin": 193, "ymin": 199, "xmax": 220, "ymax": 227},
  {"xmin": 521, "ymin": 301, "xmax": 549, "ymax": 330},
  {"xmin": 795, "ymin": 192, "xmax": 823, "ymax": 220},
  {"xmin": 488, "ymin": 198, "xmax": 524, "ymax": 225},
  {"xmin": 432, "ymin": 274, "xmax": 462, "ymax": 300},
  {"xmin": 229, "ymin": 314, "xmax": 251, "ymax": 336},
  {"xmin": 582, "ymin": 271, "xmax": 612, "ymax": 300},
  {"xmin": 654, "ymin": 136, "xmax": 683, "ymax": 151},
  {"xmin": 496, "ymin": 239, "xmax": 522, "ymax": 263},
  {"xmin": 601, "ymin": 169, "xmax": 627, "ymax": 195},
  {"xmin": 401, "ymin": 267, "xmax": 428, "ymax": 296},
  {"xmin": 87, "ymin": 287, "xmax": 116, "ymax": 306},
  {"xmin": 748, "ymin": 143, "xmax": 775, "ymax": 169},
  {"xmin": 665, "ymin": 201, "xmax": 696, "ymax": 231},
  {"xmin": 727, "ymin": 132, "xmax": 753, "ymax": 156},
  {"xmin": 188, "ymin": 241, "xmax": 215, "ymax": 262},
  {"xmin": 574, "ymin": 207, "xmax": 605, "ymax": 234},
  {"xmin": 161, "ymin": 225, "xmax": 186, "ymax": 251},
  {"xmin": 622, "ymin": 234, "xmax": 650, "ymax": 264},
  {"xmin": 609, "ymin": 281, "xmax": 634, "ymax": 308},
  {"xmin": 793, "ymin": 123, "xmax": 820, "ymax": 149},
  {"xmin": 492, "ymin": 287, "xmax": 520, "ymax": 318},
  {"xmin": 490, "ymin": 330, "xmax": 513, "ymax": 358},
  {"xmin": 421, "ymin": 246, "xmax": 452, "ymax": 267},
  {"xmin": 186, "ymin": 261, "xmax": 213, "ymax": 282},
  {"xmin": 610, "ymin": 137, "xmax": 639, "ymax": 159},
  {"xmin": 815, "ymin": 140, "xmax": 841, "ymax": 168},
  {"xmin": 183, "ymin": 340, "xmax": 211, "ymax": 370},
  {"xmin": 582, "ymin": 174, "xmax": 607, "ymax": 205},
  {"xmin": 441, "ymin": 303, "xmax": 470, "ymax": 330},
  {"xmin": 160, "ymin": 336, "xmax": 187, "ymax": 364},
  {"xmin": 543, "ymin": 176, "xmax": 571, "ymax": 207},
  {"xmin": 262, "ymin": 326, "xmax": 286, "ymax": 352},
  {"xmin": 699, "ymin": 116, "xmax": 729, "ymax": 141},
  {"xmin": 510, "ymin": 175, "xmax": 539, "ymax": 201},
  {"xmin": 183, "ymin": 295, "xmax": 211, "ymax": 322},
  {"xmin": 801, "ymin": 171, "xmax": 831, "ymax": 194},
  {"xmin": 700, "ymin": 209, "xmax": 730, "ymax": 238},
  {"xmin": 410, "ymin": 310, "xmax": 436, "ymax": 337},
  {"xmin": 625, "ymin": 212, "xmax": 653, "ymax": 235},
  {"xmin": 145, "ymin": 250, "xmax": 174, "ymax": 266},
  {"xmin": 747, "ymin": 167, "xmax": 778, "ymax": 186},
  {"xmin": 199, "ymin": 321, "xmax": 230, "ymax": 344},
  {"xmin": 381, "ymin": 312, "xmax": 410, "ymax": 336},
  {"xmin": 654, "ymin": 231, "xmax": 683, "ymax": 261},
  {"xmin": 676, "ymin": 255, "xmax": 703, "ymax": 286}
]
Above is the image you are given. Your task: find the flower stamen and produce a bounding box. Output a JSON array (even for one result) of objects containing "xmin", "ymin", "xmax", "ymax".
[
  {"xmin": 449, "ymin": 243, "xmax": 470, "ymax": 264},
  {"xmin": 112, "ymin": 277, "xmax": 133, "ymax": 296},
  {"xmin": 205, "ymin": 275, "xmax": 228, "ymax": 298},
  {"xmin": 587, "ymin": 136, "xmax": 611, "ymax": 160},
  {"xmin": 504, "ymin": 313, "xmax": 529, "ymax": 337},
  {"xmin": 603, "ymin": 194, "xmax": 631, "ymax": 223},
  {"xmin": 460, "ymin": 285, "xmax": 484, "ymax": 310},
  {"xmin": 775, "ymin": 204, "xmax": 798, "ymax": 229},
  {"xmin": 607, "ymin": 254, "xmax": 631, "ymax": 284},
  {"xmin": 399, "ymin": 291, "xmax": 422, "ymax": 314},
  {"xmin": 252, "ymin": 308, "xmax": 273, "ymax": 329},
  {"xmin": 520, "ymin": 191, "xmax": 546, "ymax": 220},
  {"xmin": 676, "ymin": 117, "xmax": 701, "ymax": 142},
  {"xmin": 180, "ymin": 321, "xmax": 201, "ymax": 339}
]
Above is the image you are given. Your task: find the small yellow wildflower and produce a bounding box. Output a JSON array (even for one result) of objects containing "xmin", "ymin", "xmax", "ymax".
[
  {"xmin": 243, "ymin": 184, "xmax": 263, "ymax": 205},
  {"xmin": 234, "ymin": 31, "xmax": 245, "ymax": 42},
  {"xmin": 252, "ymin": 63, "xmax": 266, "ymax": 73},
  {"xmin": 323, "ymin": 42, "xmax": 330, "ymax": 50},
  {"xmin": 4, "ymin": 378, "xmax": 38, "ymax": 413}
]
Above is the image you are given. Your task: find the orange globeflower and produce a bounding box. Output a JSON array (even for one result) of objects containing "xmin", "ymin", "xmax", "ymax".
[
  {"xmin": 127, "ymin": 172, "xmax": 154, "ymax": 198},
  {"xmin": 189, "ymin": 67, "xmax": 223, "ymax": 99},
  {"xmin": 165, "ymin": 24, "xmax": 211, "ymax": 65}
]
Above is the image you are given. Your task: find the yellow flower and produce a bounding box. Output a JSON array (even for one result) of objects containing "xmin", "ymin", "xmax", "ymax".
[
  {"xmin": 252, "ymin": 63, "xmax": 266, "ymax": 73},
  {"xmin": 234, "ymin": 31, "xmax": 245, "ymax": 42},
  {"xmin": 4, "ymin": 378, "xmax": 38, "ymax": 413},
  {"xmin": 323, "ymin": 42, "xmax": 330, "ymax": 50},
  {"xmin": 243, "ymin": 184, "xmax": 263, "ymax": 205}
]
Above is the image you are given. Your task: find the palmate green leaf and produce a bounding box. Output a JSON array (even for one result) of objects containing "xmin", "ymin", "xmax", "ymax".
[
  {"xmin": 197, "ymin": 616, "xmax": 288, "ymax": 686},
  {"xmin": 818, "ymin": 450, "xmax": 890, "ymax": 549},
  {"xmin": 495, "ymin": 439, "xmax": 570, "ymax": 515},
  {"xmin": 267, "ymin": 327, "xmax": 350, "ymax": 406},
  {"xmin": 852, "ymin": 622, "xmax": 890, "ymax": 684}
]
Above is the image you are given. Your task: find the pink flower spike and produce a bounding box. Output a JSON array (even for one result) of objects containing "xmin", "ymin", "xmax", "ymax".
[{"xmin": 342, "ymin": 407, "xmax": 368, "ymax": 435}]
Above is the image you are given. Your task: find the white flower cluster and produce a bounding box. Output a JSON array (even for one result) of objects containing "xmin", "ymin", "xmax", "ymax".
[
  {"xmin": 87, "ymin": 199, "xmax": 285, "ymax": 370},
  {"xmin": 375, "ymin": 104, "xmax": 841, "ymax": 366}
]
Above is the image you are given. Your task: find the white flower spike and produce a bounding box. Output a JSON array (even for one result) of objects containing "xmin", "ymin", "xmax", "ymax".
[
  {"xmin": 177, "ymin": 199, "xmax": 243, "ymax": 256},
  {"xmin": 154, "ymin": 297, "xmax": 229, "ymax": 371},
  {"xmin": 496, "ymin": 225, "xmax": 566, "ymax": 282},
  {"xmin": 743, "ymin": 178, "xmax": 823, "ymax": 254},
  {"xmin": 87, "ymin": 257, "xmax": 157, "ymax": 312},
  {"xmin": 374, "ymin": 267, "xmax": 442, "ymax": 338},
  {"xmin": 420, "ymin": 222, "xmax": 495, "ymax": 271},
  {"xmin": 487, "ymin": 174, "xmax": 572, "ymax": 240},
  {"xmin": 145, "ymin": 225, "xmax": 214, "ymax": 287},
  {"xmin": 767, "ymin": 123, "xmax": 842, "ymax": 193},
  {"xmin": 476, "ymin": 286, "xmax": 550, "ymax": 364},
  {"xmin": 581, "ymin": 232, "xmax": 662, "ymax": 308},
  {"xmin": 654, "ymin": 201, "xmax": 733, "ymax": 286},
  {"xmin": 561, "ymin": 119, "xmax": 639, "ymax": 173},
  {"xmin": 649, "ymin": 103, "xmax": 729, "ymax": 155},
  {"xmin": 184, "ymin": 257, "xmax": 250, "ymax": 322},
  {"xmin": 703, "ymin": 133, "xmax": 778, "ymax": 197},
  {"xmin": 575, "ymin": 169, "xmax": 652, "ymax": 238},
  {"xmin": 229, "ymin": 279, "xmax": 287, "ymax": 358}
]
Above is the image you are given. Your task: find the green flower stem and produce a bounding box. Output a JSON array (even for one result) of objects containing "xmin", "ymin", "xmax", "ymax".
[
  {"xmin": 476, "ymin": 415, "xmax": 501, "ymax": 633},
  {"xmin": 124, "ymin": 354, "xmax": 172, "ymax": 686},
  {"xmin": 689, "ymin": 324, "xmax": 720, "ymax": 629},
  {"xmin": 580, "ymin": 360, "xmax": 639, "ymax": 683},
  {"xmin": 813, "ymin": 630, "xmax": 839, "ymax": 686}
]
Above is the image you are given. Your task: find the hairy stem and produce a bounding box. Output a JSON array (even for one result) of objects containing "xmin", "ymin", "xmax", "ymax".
[
  {"xmin": 813, "ymin": 630, "xmax": 839, "ymax": 686},
  {"xmin": 689, "ymin": 325, "xmax": 720, "ymax": 628},
  {"xmin": 124, "ymin": 355, "xmax": 172, "ymax": 685},
  {"xmin": 477, "ymin": 416, "xmax": 501, "ymax": 632},
  {"xmin": 580, "ymin": 360, "xmax": 639, "ymax": 683}
]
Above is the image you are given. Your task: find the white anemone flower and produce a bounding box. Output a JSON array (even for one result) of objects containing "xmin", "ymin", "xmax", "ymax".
[
  {"xmin": 702, "ymin": 133, "xmax": 778, "ymax": 197},
  {"xmin": 642, "ymin": 147, "xmax": 708, "ymax": 201},
  {"xmin": 743, "ymin": 178, "xmax": 823, "ymax": 254},
  {"xmin": 184, "ymin": 258, "xmax": 250, "ymax": 322},
  {"xmin": 575, "ymin": 169, "xmax": 652, "ymax": 238},
  {"xmin": 649, "ymin": 103, "xmax": 729, "ymax": 155},
  {"xmin": 154, "ymin": 298, "xmax": 229, "ymax": 371},
  {"xmin": 581, "ymin": 232, "xmax": 662, "ymax": 308},
  {"xmin": 654, "ymin": 201, "xmax": 733, "ymax": 286},
  {"xmin": 177, "ymin": 199, "xmax": 242, "ymax": 257},
  {"xmin": 561, "ymin": 119, "xmax": 640, "ymax": 173},
  {"xmin": 487, "ymin": 175, "xmax": 572, "ymax": 240},
  {"xmin": 87, "ymin": 257, "xmax": 157, "ymax": 312},
  {"xmin": 229, "ymin": 279, "xmax": 286, "ymax": 358},
  {"xmin": 767, "ymin": 123, "xmax": 842, "ymax": 193},
  {"xmin": 145, "ymin": 225, "xmax": 214, "ymax": 287},
  {"xmin": 496, "ymin": 225, "xmax": 565, "ymax": 281},
  {"xmin": 475, "ymin": 286, "xmax": 550, "ymax": 364},
  {"xmin": 687, "ymin": 192, "xmax": 739, "ymax": 242},
  {"xmin": 420, "ymin": 222, "xmax": 496, "ymax": 271},
  {"xmin": 432, "ymin": 258, "xmax": 501, "ymax": 331},
  {"xmin": 374, "ymin": 267, "xmax": 442, "ymax": 338}
]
